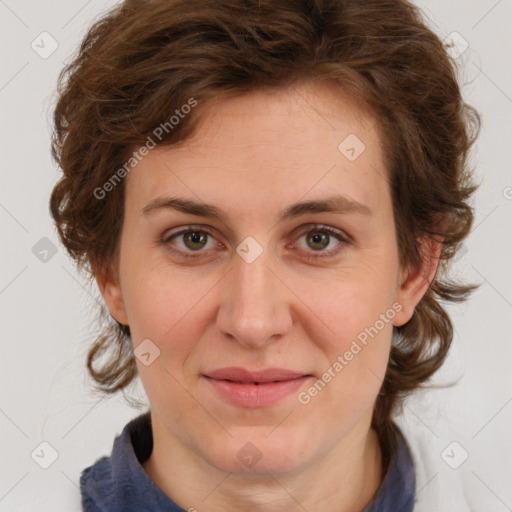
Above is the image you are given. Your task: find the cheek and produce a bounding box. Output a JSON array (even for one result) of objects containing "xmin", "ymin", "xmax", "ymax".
[
  {"xmin": 123, "ymin": 265, "xmax": 209, "ymax": 406},
  {"xmin": 294, "ymin": 270, "xmax": 396, "ymax": 404},
  {"xmin": 120, "ymin": 254, "xmax": 210, "ymax": 342},
  {"xmin": 298, "ymin": 263, "xmax": 398, "ymax": 347},
  {"xmin": 299, "ymin": 301, "xmax": 393, "ymax": 428}
]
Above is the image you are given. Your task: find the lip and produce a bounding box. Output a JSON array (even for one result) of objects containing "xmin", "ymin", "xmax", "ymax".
[
  {"xmin": 203, "ymin": 367, "xmax": 312, "ymax": 408},
  {"xmin": 204, "ymin": 367, "xmax": 308, "ymax": 383}
]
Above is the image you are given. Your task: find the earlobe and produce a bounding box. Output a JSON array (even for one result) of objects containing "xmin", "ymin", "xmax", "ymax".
[
  {"xmin": 93, "ymin": 262, "xmax": 130, "ymax": 326},
  {"xmin": 393, "ymin": 234, "xmax": 443, "ymax": 327}
]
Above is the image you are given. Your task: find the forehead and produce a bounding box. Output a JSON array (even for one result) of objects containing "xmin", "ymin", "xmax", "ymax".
[{"xmin": 125, "ymin": 83, "xmax": 388, "ymax": 219}]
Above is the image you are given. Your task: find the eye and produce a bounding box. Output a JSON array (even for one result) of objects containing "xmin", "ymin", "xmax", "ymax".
[
  {"xmin": 292, "ymin": 225, "xmax": 350, "ymax": 260},
  {"xmin": 161, "ymin": 224, "xmax": 350, "ymax": 261},
  {"xmin": 161, "ymin": 226, "xmax": 220, "ymax": 260}
]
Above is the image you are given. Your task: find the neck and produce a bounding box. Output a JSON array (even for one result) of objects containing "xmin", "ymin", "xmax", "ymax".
[{"xmin": 143, "ymin": 413, "xmax": 384, "ymax": 512}]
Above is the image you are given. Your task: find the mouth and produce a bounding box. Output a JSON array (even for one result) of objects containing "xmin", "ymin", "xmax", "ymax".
[
  {"xmin": 217, "ymin": 381, "xmax": 288, "ymax": 386},
  {"xmin": 203, "ymin": 367, "xmax": 310, "ymax": 383},
  {"xmin": 202, "ymin": 367, "xmax": 312, "ymax": 407}
]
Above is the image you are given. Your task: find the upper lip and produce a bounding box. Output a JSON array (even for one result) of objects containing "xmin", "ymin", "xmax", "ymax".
[{"xmin": 203, "ymin": 367, "xmax": 309, "ymax": 383}]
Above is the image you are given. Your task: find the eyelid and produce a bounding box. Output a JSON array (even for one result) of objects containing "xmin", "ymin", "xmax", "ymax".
[
  {"xmin": 161, "ymin": 224, "xmax": 217, "ymax": 243},
  {"xmin": 291, "ymin": 223, "xmax": 351, "ymax": 243}
]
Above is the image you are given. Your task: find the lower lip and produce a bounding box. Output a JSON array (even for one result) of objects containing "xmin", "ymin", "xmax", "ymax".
[{"xmin": 204, "ymin": 376, "xmax": 311, "ymax": 408}]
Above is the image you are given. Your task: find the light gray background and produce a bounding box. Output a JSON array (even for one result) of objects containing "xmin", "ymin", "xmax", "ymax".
[{"xmin": 1, "ymin": 1, "xmax": 511, "ymax": 510}]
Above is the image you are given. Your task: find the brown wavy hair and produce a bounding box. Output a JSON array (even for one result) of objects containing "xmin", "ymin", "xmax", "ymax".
[{"xmin": 49, "ymin": 0, "xmax": 480, "ymax": 461}]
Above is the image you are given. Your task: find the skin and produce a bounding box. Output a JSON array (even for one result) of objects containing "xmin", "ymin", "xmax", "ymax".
[{"xmin": 96, "ymin": 81, "xmax": 441, "ymax": 512}]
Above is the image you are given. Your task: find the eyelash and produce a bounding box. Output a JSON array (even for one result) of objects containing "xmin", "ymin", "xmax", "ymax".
[{"xmin": 161, "ymin": 224, "xmax": 350, "ymax": 261}]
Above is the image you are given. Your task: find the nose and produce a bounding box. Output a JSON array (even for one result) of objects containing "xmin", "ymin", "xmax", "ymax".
[{"xmin": 216, "ymin": 242, "xmax": 293, "ymax": 349}]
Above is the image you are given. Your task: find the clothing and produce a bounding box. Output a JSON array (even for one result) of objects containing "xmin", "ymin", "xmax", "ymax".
[{"xmin": 80, "ymin": 411, "xmax": 416, "ymax": 512}]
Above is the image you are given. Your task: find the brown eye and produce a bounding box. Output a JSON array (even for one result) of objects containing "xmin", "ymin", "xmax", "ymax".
[
  {"xmin": 161, "ymin": 226, "xmax": 219, "ymax": 260},
  {"xmin": 182, "ymin": 231, "xmax": 208, "ymax": 251},
  {"xmin": 306, "ymin": 231, "xmax": 331, "ymax": 251},
  {"xmin": 294, "ymin": 225, "xmax": 350, "ymax": 260}
]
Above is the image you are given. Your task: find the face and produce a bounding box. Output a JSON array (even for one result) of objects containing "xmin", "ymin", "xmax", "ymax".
[{"xmin": 100, "ymin": 81, "xmax": 436, "ymax": 476}]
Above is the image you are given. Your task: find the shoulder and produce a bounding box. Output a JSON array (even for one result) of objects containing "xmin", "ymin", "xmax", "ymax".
[
  {"xmin": 79, "ymin": 411, "xmax": 184, "ymax": 512},
  {"xmin": 395, "ymin": 399, "xmax": 497, "ymax": 512}
]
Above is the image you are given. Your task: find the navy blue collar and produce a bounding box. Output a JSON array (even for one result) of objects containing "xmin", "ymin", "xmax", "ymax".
[
  {"xmin": 81, "ymin": 411, "xmax": 416, "ymax": 511},
  {"xmin": 362, "ymin": 424, "xmax": 416, "ymax": 512}
]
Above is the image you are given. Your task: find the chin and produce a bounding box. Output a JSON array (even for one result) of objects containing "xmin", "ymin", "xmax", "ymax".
[{"xmin": 201, "ymin": 429, "xmax": 314, "ymax": 477}]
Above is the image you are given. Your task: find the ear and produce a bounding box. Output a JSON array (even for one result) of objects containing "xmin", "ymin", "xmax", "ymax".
[
  {"xmin": 392, "ymin": 233, "xmax": 443, "ymax": 327},
  {"xmin": 92, "ymin": 259, "xmax": 130, "ymax": 326}
]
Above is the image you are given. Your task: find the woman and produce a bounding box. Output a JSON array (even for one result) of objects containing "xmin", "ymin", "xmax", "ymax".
[{"xmin": 49, "ymin": 0, "xmax": 480, "ymax": 510}]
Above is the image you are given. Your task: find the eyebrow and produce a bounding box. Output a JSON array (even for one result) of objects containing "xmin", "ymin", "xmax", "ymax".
[{"xmin": 141, "ymin": 194, "xmax": 373, "ymax": 221}]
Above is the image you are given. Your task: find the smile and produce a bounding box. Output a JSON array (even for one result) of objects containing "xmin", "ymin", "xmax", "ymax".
[{"xmin": 202, "ymin": 367, "xmax": 312, "ymax": 407}]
